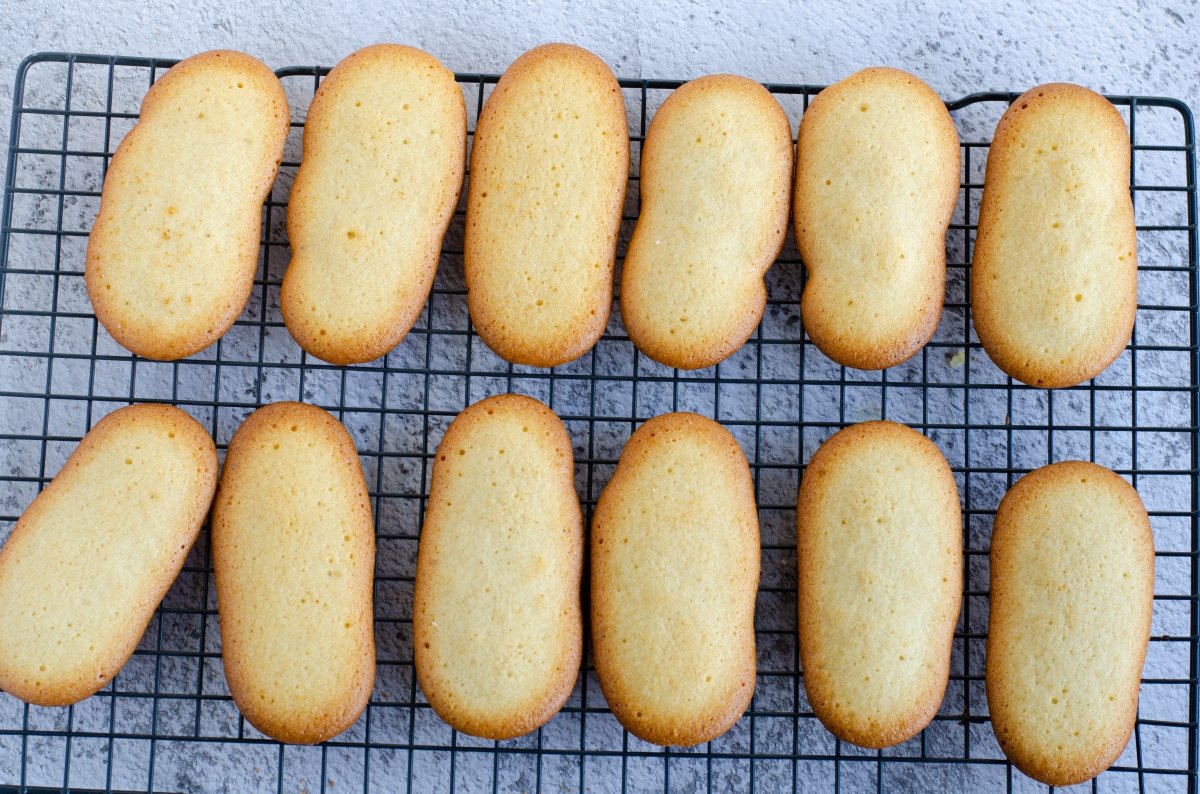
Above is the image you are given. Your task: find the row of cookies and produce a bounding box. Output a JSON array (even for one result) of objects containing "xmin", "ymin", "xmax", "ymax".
[
  {"xmin": 84, "ymin": 45, "xmax": 1136, "ymax": 389},
  {"xmin": 0, "ymin": 397, "xmax": 1153, "ymax": 785}
]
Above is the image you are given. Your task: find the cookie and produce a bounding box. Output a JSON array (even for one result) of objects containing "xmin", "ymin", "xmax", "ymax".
[
  {"xmin": 85, "ymin": 50, "xmax": 289, "ymax": 360},
  {"xmin": 972, "ymin": 84, "xmax": 1136, "ymax": 388},
  {"xmin": 796, "ymin": 421, "xmax": 961, "ymax": 748},
  {"xmin": 282, "ymin": 44, "xmax": 467, "ymax": 365},
  {"xmin": 621, "ymin": 74, "xmax": 793, "ymax": 370},
  {"xmin": 793, "ymin": 67, "xmax": 960, "ymax": 369},
  {"xmin": 212, "ymin": 402, "xmax": 375, "ymax": 744},
  {"xmin": 987, "ymin": 461, "xmax": 1153, "ymax": 786},
  {"xmin": 414, "ymin": 393, "xmax": 582, "ymax": 739},
  {"xmin": 591, "ymin": 412, "xmax": 759, "ymax": 746},
  {"xmin": 0, "ymin": 404, "xmax": 217, "ymax": 706},
  {"xmin": 465, "ymin": 43, "xmax": 628, "ymax": 367}
]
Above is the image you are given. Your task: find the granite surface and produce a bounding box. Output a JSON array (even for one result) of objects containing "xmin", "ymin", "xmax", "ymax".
[{"xmin": 0, "ymin": 1, "xmax": 1197, "ymax": 792}]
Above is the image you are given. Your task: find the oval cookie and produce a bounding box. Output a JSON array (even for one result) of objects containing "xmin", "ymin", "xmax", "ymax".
[
  {"xmin": 0, "ymin": 404, "xmax": 217, "ymax": 706},
  {"xmin": 414, "ymin": 394, "xmax": 583, "ymax": 739},
  {"xmin": 794, "ymin": 67, "xmax": 960, "ymax": 369},
  {"xmin": 465, "ymin": 43, "xmax": 628, "ymax": 367},
  {"xmin": 621, "ymin": 74, "xmax": 793, "ymax": 370},
  {"xmin": 213, "ymin": 402, "xmax": 375, "ymax": 744},
  {"xmin": 972, "ymin": 85, "xmax": 1136, "ymax": 388},
  {"xmin": 592, "ymin": 413, "xmax": 759, "ymax": 746},
  {"xmin": 282, "ymin": 44, "xmax": 467, "ymax": 365},
  {"xmin": 797, "ymin": 421, "xmax": 961, "ymax": 748},
  {"xmin": 987, "ymin": 461, "xmax": 1153, "ymax": 786},
  {"xmin": 86, "ymin": 50, "xmax": 289, "ymax": 360}
]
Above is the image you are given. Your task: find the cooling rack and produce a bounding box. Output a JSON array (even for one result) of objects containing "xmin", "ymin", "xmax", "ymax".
[{"xmin": 0, "ymin": 53, "xmax": 1196, "ymax": 793}]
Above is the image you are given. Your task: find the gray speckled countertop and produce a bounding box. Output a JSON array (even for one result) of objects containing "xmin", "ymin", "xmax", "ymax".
[{"xmin": 0, "ymin": 1, "xmax": 1198, "ymax": 792}]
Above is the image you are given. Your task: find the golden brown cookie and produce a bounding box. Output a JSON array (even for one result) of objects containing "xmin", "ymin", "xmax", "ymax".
[
  {"xmin": 213, "ymin": 402, "xmax": 375, "ymax": 744},
  {"xmin": 591, "ymin": 412, "xmax": 759, "ymax": 746},
  {"xmin": 987, "ymin": 461, "xmax": 1153, "ymax": 786},
  {"xmin": 414, "ymin": 393, "xmax": 582, "ymax": 739},
  {"xmin": 621, "ymin": 74, "xmax": 793, "ymax": 370},
  {"xmin": 972, "ymin": 84, "xmax": 1136, "ymax": 388},
  {"xmin": 86, "ymin": 50, "xmax": 289, "ymax": 360},
  {"xmin": 464, "ymin": 44, "xmax": 628, "ymax": 367},
  {"xmin": 0, "ymin": 404, "xmax": 217, "ymax": 706},
  {"xmin": 282, "ymin": 44, "xmax": 467, "ymax": 364},
  {"xmin": 793, "ymin": 67, "xmax": 959, "ymax": 369},
  {"xmin": 797, "ymin": 421, "xmax": 961, "ymax": 748}
]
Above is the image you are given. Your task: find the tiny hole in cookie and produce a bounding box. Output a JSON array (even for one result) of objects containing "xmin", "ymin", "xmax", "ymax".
[
  {"xmin": 237, "ymin": 82, "xmax": 244, "ymax": 88},
  {"xmin": 1020, "ymin": 103, "xmax": 1028, "ymax": 109},
  {"xmin": 859, "ymin": 104, "xmax": 868, "ymax": 112},
  {"xmin": 346, "ymin": 230, "xmax": 356, "ymax": 239},
  {"xmin": 423, "ymin": 642, "xmax": 430, "ymax": 649},
  {"xmin": 1051, "ymin": 697, "xmax": 1058, "ymax": 704},
  {"xmin": 825, "ymin": 179, "xmax": 831, "ymax": 186},
  {"xmin": 1074, "ymin": 294, "xmax": 1083, "ymax": 302},
  {"xmin": 125, "ymin": 458, "xmax": 132, "ymax": 465},
  {"xmin": 355, "ymin": 101, "xmax": 362, "ymax": 107},
  {"xmin": 458, "ymin": 449, "xmax": 465, "ymax": 455},
  {"xmin": 290, "ymin": 425, "xmax": 298, "ymax": 432}
]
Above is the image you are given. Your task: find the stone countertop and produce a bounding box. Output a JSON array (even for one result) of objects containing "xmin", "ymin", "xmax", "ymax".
[{"xmin": 0, "ymin": 1, "xmax": 1197, "ymax": 792}]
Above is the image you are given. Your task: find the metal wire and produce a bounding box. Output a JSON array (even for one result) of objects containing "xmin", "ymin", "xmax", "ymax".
[{"xmin": 0, "ymin": 53, "xmax": 1196, "ymax": 792}]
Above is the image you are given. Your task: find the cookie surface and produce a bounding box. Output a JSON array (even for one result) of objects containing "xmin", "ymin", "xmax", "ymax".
[
  {"xmin": 465, "ymin": 43, "xmax": 628, "ymax": 367},
  {"xmin": 85, "ymin": 50, "xmax": 289, "ymax": 360},
  {"xmin": 794, "ymin": 67, "xmax": 959, "ymax": 369},
  {"xmin": 0, "ymin": 404, "xmax": 217, "ymax": 706},
  {"xmin": 972, "ymin": 84, "xmax": 1136, "ymax": 388},
  {"xmin": 213, "ymin": 402, "xmax": 375, "ymax": 744},
  {"xmin": 797, "ymin": 421, "xmax": 961, "ymax": 748},
  {"xmin": 591, "ymin": 412, "xmax": 759, "ymax": 746},
  {"xmin": 282, "ymin": 44, "xmax": 466, "ymax": 364},
  {"xmin": 414, "ymin": 393, "xmax": 583, "ymax": 739},
  {"xmin": 987, "ymin": 461, "xmax": 1153, "ymax": 786},
  {"xmin": 621, "ymin": 74, "xmax": 792, "ymax": 370}
]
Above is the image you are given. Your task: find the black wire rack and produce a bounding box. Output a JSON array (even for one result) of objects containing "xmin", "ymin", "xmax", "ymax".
[{"xmin": 0, "ymin": 52, "xmax": 1196, "ymax": 794}]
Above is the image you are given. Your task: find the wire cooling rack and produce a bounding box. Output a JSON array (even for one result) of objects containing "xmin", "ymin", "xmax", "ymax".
[{"xmin": 0, "ymin": 53, "xmax": 1196, "ymax": 794}]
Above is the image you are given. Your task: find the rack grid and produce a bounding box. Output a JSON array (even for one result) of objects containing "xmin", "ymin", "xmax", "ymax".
[{"xmin": 0, "ymin": 53, "xmax": 1196, "ymax": 792}]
